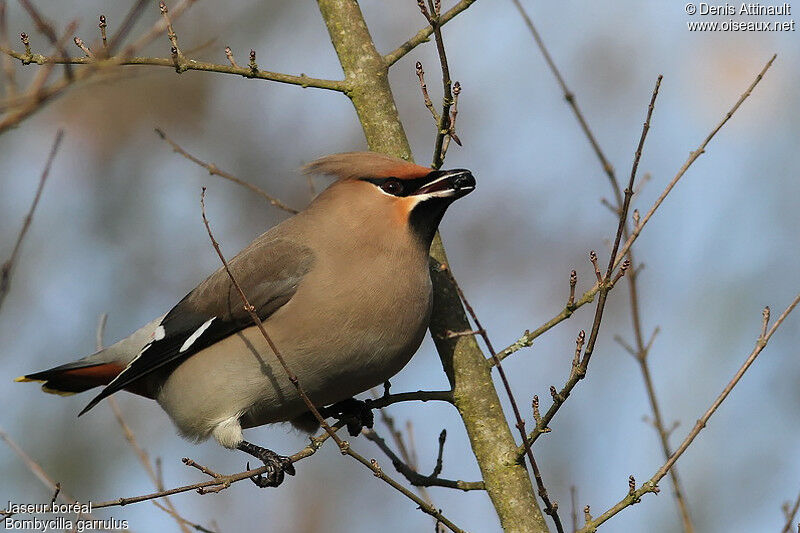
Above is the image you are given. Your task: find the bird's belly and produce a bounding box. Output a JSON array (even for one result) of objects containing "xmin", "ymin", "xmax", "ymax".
[{"xmin": 157, "ymin": 287, "xmax": 431, "ymax": 437}]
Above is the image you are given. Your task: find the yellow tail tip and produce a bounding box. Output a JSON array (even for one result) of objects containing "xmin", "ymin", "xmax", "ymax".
[
  {"xmin": 41, "ymin": 385, "xmax": 76, "ymax": 397},
  {"xmin": 14, "ymin": 376, "xmax": 42, "ymax": 383}
]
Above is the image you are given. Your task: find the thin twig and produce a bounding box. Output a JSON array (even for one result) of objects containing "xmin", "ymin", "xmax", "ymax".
[
  {"xmin": 96, "ymin": 315, "xmax": 203, "ymax": 533},
  {"xmin": 0, "ymin": 1, "xmax": 17, "ymax": 97},
  {"xmin": 155, "ymin": 128, "xmax": 298, "ymax": 214},
  {"xmin": 0, "ymin": 1, "xmax": 194, "ymax": 136},
  {"xmin": 415, "ymin": 61, "xmax": 440, "ymax": 123},
  {"xmin": 107, "ymin": 0, "xmax": 148, "ymax": 54},
  {"xmin": 363, "ymin": 429, "xmax": 484, "ymax": 491},
  {"xmin": 421, "ymin": 0, "xmax": 455, "ymax": 169},
  {"xmin": 0, "ymin": 427, "xmax": 93, "ymax": 522},
  {"xmin": 368, "ymin": 387, "xmax": 436, "ymax": 510},
  {"xmin": 517, "ymin": 76, "xmax": 662, "ymax": 462},
  {"xmin": 496, "ymin": 55, "xmax": 777, "ymax": 369},
  {"xmin": 510, "ymin": 0, "xmax": 620, "ymax": 204},
  {"xmin": 578, "ymin": 295, "xmax": 800, "ymax": 531},
  {"xmin": 0, "ymin": 129, "xmax": 63, "ymax": 311},
  {"xmin": 384, "ymin": 0, "xmax": 477, "ymax": 66},
  {"xmin": 439, "ymin": 263, "xmax": 565, "ymax": 533},
  {"xmin": 18, "ymin": 0, "xmax": 73, "ymax": 80},
  {"xmin": 0, "ymin": 47, "xmax": 346, "ymax": 91},
  {"xmin": 783, "ymin": 489, "xmax": 800, "ymax": 533},
  {"xmin": 92, "ymin": 425, "xmax": 343, "ymax": 509}
]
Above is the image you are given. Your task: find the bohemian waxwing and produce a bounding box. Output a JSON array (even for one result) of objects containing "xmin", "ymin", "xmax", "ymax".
[{"xmin": 16, "ymin": 151, "xmax": 476, "ymax": 486}]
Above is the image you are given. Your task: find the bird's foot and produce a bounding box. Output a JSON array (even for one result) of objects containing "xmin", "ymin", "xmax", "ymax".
[
  {"xmin": 322, "ymin": 398, "xmax": 374, "ymax": 436},
  {"xmin": 237, "ymin": 440, "xmax": 295, "ymax": 488}
]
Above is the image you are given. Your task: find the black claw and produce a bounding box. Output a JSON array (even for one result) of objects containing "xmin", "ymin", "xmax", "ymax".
[
  {"xmin": 237, "ymin": 441, "xmax": 295, "ymax": 488},
  {"xmin": 323, "ymin": 398, "xmax": 374, "ymax": 436}
]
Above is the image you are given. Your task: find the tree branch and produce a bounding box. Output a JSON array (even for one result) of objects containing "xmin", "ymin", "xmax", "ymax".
[
  {"xmin": 440, "ymin": 264, "xmax": 565, "ymax": 532},
  {"xmin": 497, "ymin": 54, "xmax": 777, "ymax": 370},
  {"xmin": 0, "ymin": 47, "xmax": 346, "ymax": 91},
  {"xmin": 517, "ymin": 75, "xmax": 661, "ymax": 475},
  {"xmin": 782, "ymin": 489, "xmax": 800, "ymax": 533},
  {"xmin": 0, "ymin": 129, "xmax": 63, "ymax": 312},
  {"xmin": 384, "ymin": 0, "xmax": 477, "ymax": 67},
  {"xmin": 155, "ymin": 128, "xmax": 299, "ymax": 214},
  {"xmin": 316, "ymin": 1, "xmax": 546, "ymax": 529},
  {"xmin": 364, "ymin": 429, "xmax": 485, "ymax": 491},
  {"xmin": 578, "ymin": 295, "xmax": 800, "ymax": 531}
]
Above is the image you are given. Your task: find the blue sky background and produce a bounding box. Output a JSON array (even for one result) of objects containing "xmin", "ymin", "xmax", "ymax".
[{"xmin": 1, "ymin": 1, "xmax": 799, "ymax": 532}]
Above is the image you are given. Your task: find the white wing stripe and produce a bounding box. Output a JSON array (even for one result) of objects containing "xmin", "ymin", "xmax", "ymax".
[{"xmin": 179, "ymin": 317, "xmax": 216, "ymax": 353}]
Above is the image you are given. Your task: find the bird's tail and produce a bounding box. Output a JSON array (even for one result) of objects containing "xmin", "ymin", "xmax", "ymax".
[
  {"xmin": 15, "ymin": 358, "xmax": 124, "ymax": 396},
  {"xmin": 15, "ymin": 315, "xmax": 164, "ymax": 398}
]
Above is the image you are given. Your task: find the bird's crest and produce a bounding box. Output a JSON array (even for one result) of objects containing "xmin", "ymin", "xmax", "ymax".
[{"xmin": 302, "ymin": 152, "xmax": 431, "ymax": 181}]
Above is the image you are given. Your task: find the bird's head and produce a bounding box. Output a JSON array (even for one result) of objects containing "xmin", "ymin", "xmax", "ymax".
[{"xmin": 303, "ymin": 152, "xmax": 475, "ymax": 246}]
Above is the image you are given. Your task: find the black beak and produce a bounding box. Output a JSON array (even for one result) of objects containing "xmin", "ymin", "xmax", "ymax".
[{"xmin": 413, "ymin": 169, "xmax": 476, "ymax": 199}]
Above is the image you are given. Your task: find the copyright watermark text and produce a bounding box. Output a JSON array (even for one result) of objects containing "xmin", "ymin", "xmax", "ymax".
[
  {"xmin": 2, "ymin": 501, "xmax": 129, "ymax": 532},
  {"xmin": 685, "ymin": 2, "xmax": 795, "ymax": 31}
]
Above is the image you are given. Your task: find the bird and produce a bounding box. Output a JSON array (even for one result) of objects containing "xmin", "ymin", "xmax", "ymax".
[{"xmin": 15, "ymin": 151, "xmax": 476, "ymax": 487}]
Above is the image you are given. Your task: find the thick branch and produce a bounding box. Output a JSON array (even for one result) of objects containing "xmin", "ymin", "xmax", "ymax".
[{"xmin": 316, "ymin": 1, "xmax": 547, "ymax": 530}]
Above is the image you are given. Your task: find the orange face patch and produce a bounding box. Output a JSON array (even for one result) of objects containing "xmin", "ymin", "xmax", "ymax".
[{"xmin": 391, "ymin": 196, "xmax": 420, "ymax": 226}]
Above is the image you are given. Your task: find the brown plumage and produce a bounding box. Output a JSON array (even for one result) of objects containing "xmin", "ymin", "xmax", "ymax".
[
  {"xmin": 17, "ymin": 151, "xmax": 475, "ymax": 487},
  {"xmin": 302, "ymin": 152, "xmax": 431, "ymax": 181}
]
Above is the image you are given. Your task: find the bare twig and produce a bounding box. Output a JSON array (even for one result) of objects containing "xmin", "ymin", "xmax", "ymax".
[
  {"xmin": 384, "ymin": 0, "xmax": 477, "ymax": 66},
  {"xmin": 159, "ymin": 1, "xmax": 185, "ymax": 72},
  {"xmin": 367, "ymin": 389, "xmax": 454, "ymax": 409},
  {"xmin": 72, "ymin": 36, "xmax": 93, "ymax": 58},
  {"xmin": 0, "ymin": 1, "xmax": 342, "ymax": 135},
  {"xmin": 200, "ymin": 189, "xmax": 464, "ymax": 533},
  {"xmin": 439, "ymin": 263, "xmax": 565, "ymax": 532},
  {"xmin": 421, "ymin": 0, "xmax": 456, "ymax": 169},
  {"xmin": 0, "ymin": 1, "xmax": 194, "ymax": 135},
  {"xmin": 415, "ymin": 61, "xmax": 440, "ymax": 123},
  {"xmin": 18, "ymin": 0, "xmax": 73, "ymax": 80},
  {"xmin": 496, "ymin": 55, "xmax": 776, "ymax": 367},
  {"xmin": 155, "ymin": 128, "xmax": 299, "ymax": 214},
  {"xmin": 517, "ymin": 76, "xmax": 662, "ymax": 462},
  {"xmin": 91, "ymin": 425, "xmax": 342, "ymax": 509},
  {"xmin": 0, "ymin": 1, "xmax": 17, "ymax": 97},
  {"xmin": 0, "ymin": 129, "xmax": 63, "ymax": 311},
  {"xmin": 510, "ymin": 0, "xmax": 620, "ymax": 203},
  {"xmin": 579, "ymin": 296, "xmax": 800, "ymax": 531},
  {"xmin": 783, "ymin": 489, "xmax": 800, "ymax": 533},
  {"xmin": 363, "ymin": 429, "xmax": 484, "ymax": 491},
  {"xmin": 224, "ymin": 46, "xmax": 238, "ymax": 68},
  {"xmin": 369, "ymin": 388, "xmax": 435, "ymax": 510},
  {"xmin": 0, "ymin": 427, "xmax": 93, "ymax": 522},
  {"xmin": 0, "ymin": 47, "xmax": 346, "ymax": 91},
  {"xmin": 107, "ymin": 0, "xmax": 148, "ymax": 54},
  {"xmin": 98, "ymin": 15, "xmax": 108, "ymax": 52},
  {"xmin": 96, "ymin": 315, "xmax": 203, "ymax": 533}
]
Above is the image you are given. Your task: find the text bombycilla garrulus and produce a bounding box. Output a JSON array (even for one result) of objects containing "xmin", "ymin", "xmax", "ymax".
[{"xmin": 16, "ymin": 151, "xmax": 476, "ymax": 486}]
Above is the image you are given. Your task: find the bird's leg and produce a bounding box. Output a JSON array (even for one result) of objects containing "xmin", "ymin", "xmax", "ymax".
[
  {"xmin": 237, "ymin": 440, "xmax": 296, "ymax": 488},
  {"xmin": 321, "ymin": 398, "xmax": 375, "ymax": 436}
]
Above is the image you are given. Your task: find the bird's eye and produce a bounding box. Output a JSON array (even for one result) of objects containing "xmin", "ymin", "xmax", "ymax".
[{"xmin": 380, "ymin": 179, "xmax": 404, "ymax": 196}]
